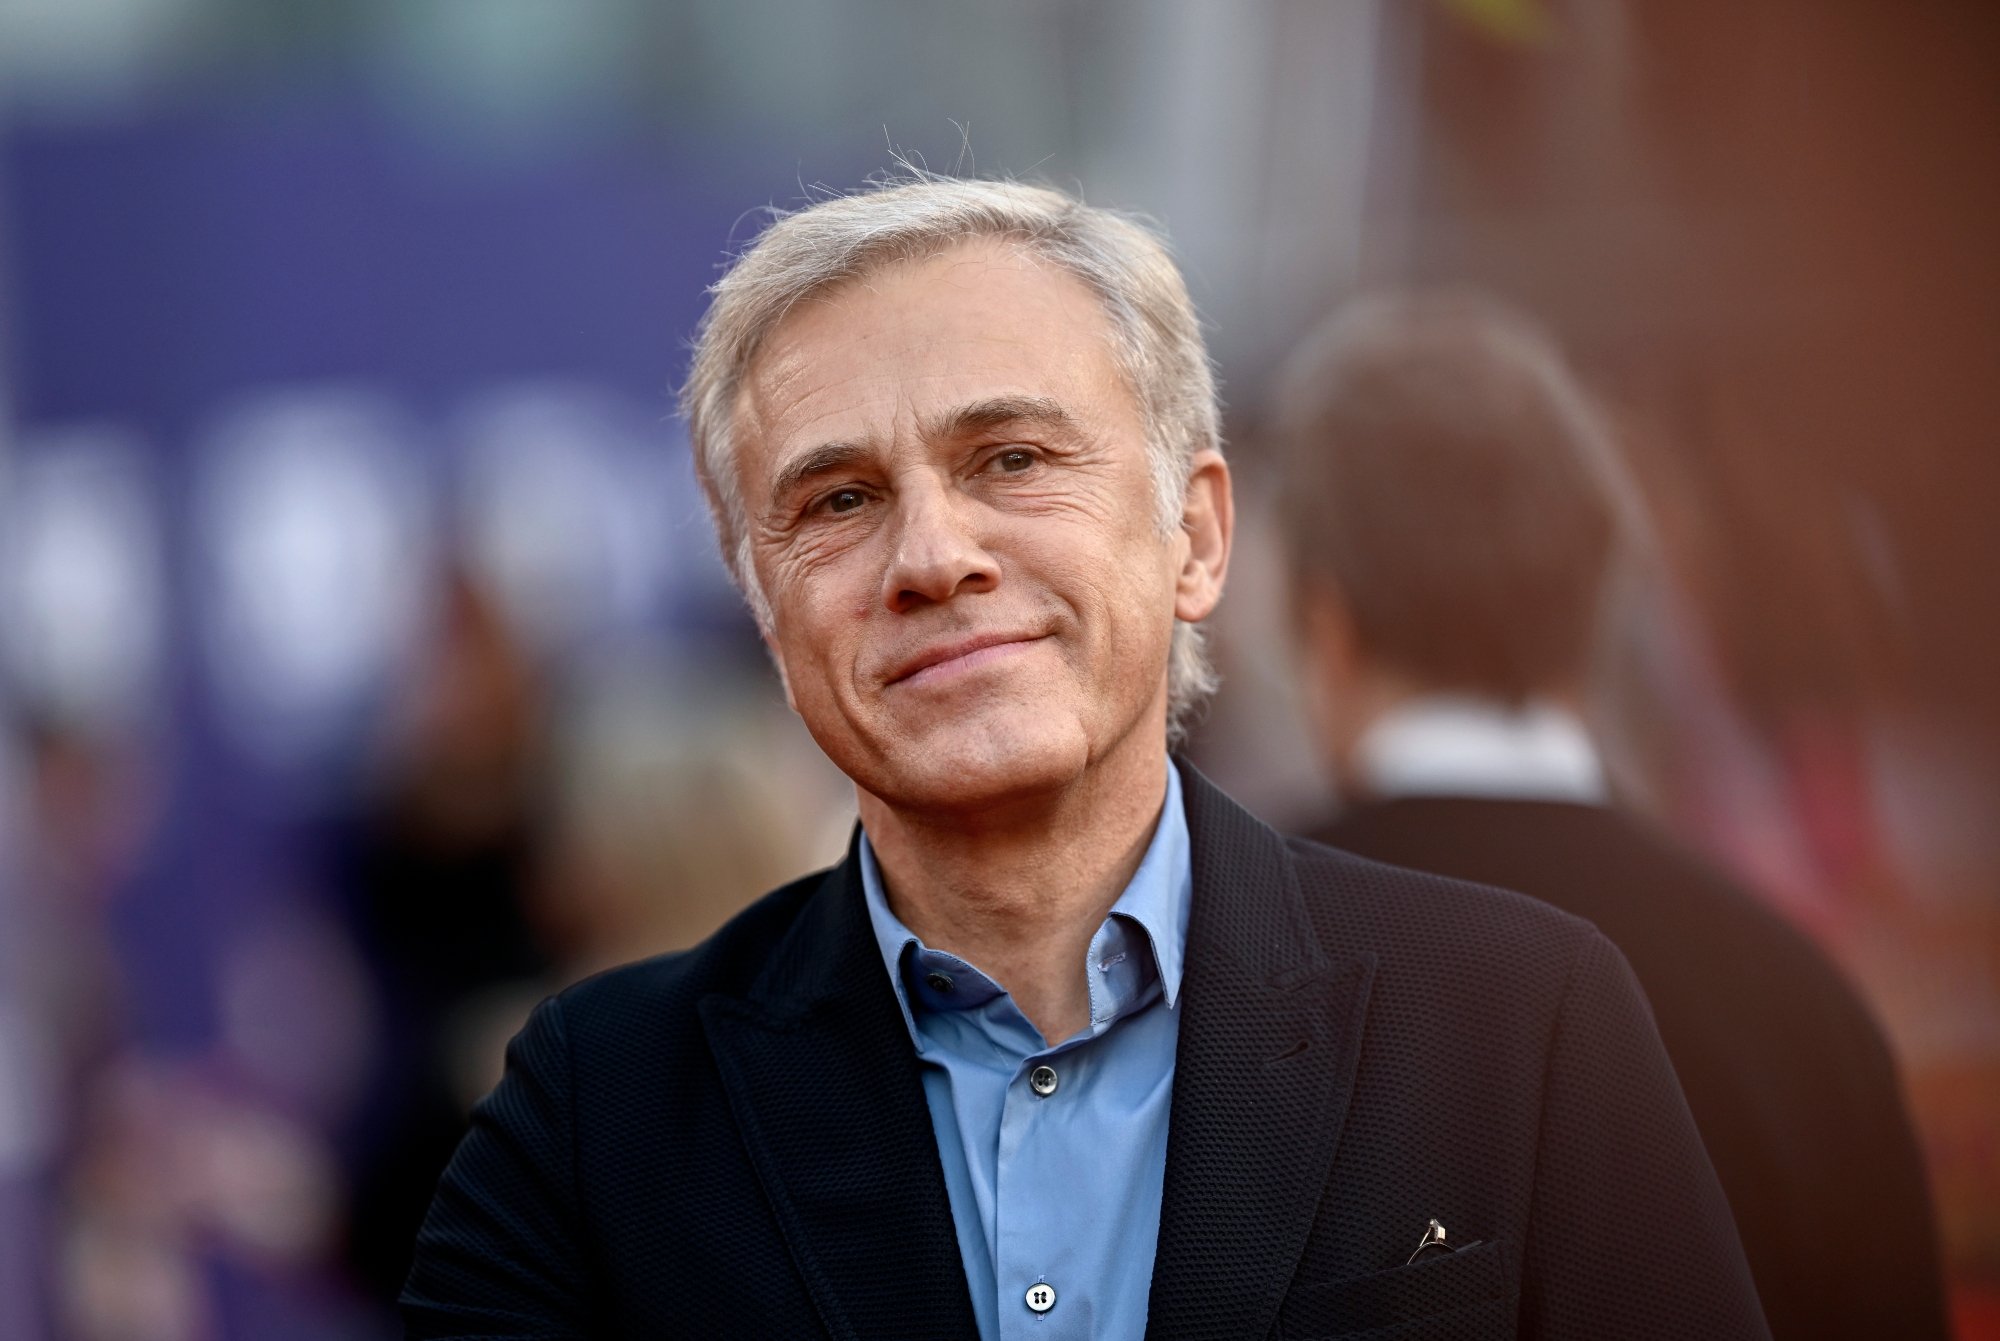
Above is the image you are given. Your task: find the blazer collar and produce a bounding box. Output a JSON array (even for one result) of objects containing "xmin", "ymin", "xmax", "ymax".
[
  {"xmin": 1144, "ymin": 761, "xmax": 1377, "ymax": 1341},
  {"xmin": 699, "ymin": 761, "xmax": 1375, "ymax": 1341},
  {"xmin": 699, "ymin": 843, "xmax": 981, "ymax": 1341}
]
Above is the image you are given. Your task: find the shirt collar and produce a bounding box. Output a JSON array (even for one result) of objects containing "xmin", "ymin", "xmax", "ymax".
[
  {"xmin": 860, "ymin": 758, "xmax": 1192, "ymax": 1043},
  {"xmin": 1351, "ymin": 695, "xmax": 1608, "ymax": 805}
]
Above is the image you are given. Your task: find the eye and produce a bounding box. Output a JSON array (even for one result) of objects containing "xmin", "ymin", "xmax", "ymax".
[
  {"xmin": 992, "ymin": 447, "xmax": 1036, "ymax": 473},
  {"xmin": 821, "ymin": 487, "xmax": 869, "ymax": 514}
]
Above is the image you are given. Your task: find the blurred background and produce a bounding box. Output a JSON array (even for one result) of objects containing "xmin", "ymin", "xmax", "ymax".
[{"xmin": 1, "ymin": 0, "xmax": 1995, "ymax": 1336}]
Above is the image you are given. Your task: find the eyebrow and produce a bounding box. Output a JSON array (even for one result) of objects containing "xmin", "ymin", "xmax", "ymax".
[{"xmin": 927, "ymin": 394, "xmax": 1080, "ymax": 442}]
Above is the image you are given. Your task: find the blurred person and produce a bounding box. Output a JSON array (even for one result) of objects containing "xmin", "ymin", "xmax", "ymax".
[
  {"xmin": 339, "ymin": 570, "xmax": 556, "ymax": 1308},
  {"xmin": 58, "ymin": 1054, "xmax": 346, "ymax": 1341},
  {"xmin": 4, "ymin": 714, "xmax": 356, "ymax": 1340},
  {"xmin": 425, "ymin": 654, "xmax": 845, "ymax": 1112},
  {"xmin": 1275, "ymin": 291, "xmax": 1949, "ymax": 1340},
  {"xmin": 527, "ymin": 651, "xmax": 847, "ymax": 984},
  {"xmin": 1, "ymin": 716, "xmax": 126, "ymax": 1341},
  {"xmin": 405, "ymin": 176, "xmax": 1768, "ymax": 1339},
  {"xmin": 6, "ymin": 716, "xmax": 158, "ymax": 1340}
]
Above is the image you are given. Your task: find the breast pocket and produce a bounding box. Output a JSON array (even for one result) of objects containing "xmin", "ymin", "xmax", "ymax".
[{"xmin": 1277, "ymin": 1237, "xmax": 1516, "ymax": 1339}]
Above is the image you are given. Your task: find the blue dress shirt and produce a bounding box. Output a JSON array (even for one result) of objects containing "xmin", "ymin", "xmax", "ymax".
[{"xmin": 860, "ymin": 762, "xmax": 1192, "ymax": 1341}]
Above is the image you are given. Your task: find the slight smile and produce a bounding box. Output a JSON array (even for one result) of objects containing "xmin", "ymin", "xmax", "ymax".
[{"xmin": 887, "ymin": 634, "xmax": 1050, "ymax": 689}]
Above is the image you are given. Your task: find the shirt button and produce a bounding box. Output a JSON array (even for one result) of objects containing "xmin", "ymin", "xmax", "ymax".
[
  {"xmin": 924, "ymin": 971, "xmax": 954, "ymax": 993},
  {"xmin": 1028, "ymin": 1064, "xmax": 1059, "ymax": 1097},
  {"xmin": 1024, "ymin": 1281, "xmax": 1057, "ymax": 1314}
]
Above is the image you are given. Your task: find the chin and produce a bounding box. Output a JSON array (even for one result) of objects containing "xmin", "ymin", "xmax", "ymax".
[{"xmin": 863, "ymin": 703, "xmax": 1094, "ymax": 814}]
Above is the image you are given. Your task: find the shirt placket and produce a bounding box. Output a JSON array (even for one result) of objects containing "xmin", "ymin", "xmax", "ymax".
[{"xmin": 995, "ymin": 1038, "xmax": 1093, "ymax": 1340}]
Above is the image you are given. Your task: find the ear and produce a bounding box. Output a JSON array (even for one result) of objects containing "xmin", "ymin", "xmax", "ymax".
[{"xmin": 1173, "ymin": 450, "xmax": 1234, "ymax": 623}]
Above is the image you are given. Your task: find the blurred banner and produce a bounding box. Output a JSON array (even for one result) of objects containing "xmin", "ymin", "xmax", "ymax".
[{"xmin": 2, "ymin": 2, "xmax": 1995, "ymax": 1337}]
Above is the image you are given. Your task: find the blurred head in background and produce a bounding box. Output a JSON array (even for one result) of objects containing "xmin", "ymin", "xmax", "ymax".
[{"xmin": 1273, "ymin": 291, "xmax": 1637, "ymax": 799}]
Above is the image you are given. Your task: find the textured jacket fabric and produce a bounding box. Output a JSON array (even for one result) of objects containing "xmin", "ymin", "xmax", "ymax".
[
  {"xmin": 1317, "ymin": 796, "xmax": 1949, "ymax": 1341},
  {"xmin": 404, "ymin": 763, "xmax": 1770, "ymax": 1340}
]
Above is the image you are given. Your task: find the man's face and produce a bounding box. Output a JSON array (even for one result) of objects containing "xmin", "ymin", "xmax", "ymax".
[{"xmin": 735, "ymin": 239, "xmax": 1225, "ymax": 815}]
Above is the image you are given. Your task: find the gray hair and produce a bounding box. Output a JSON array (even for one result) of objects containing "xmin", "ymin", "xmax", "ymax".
[{"xmin": 680, "ymin": 174, "xmax": 1223, "ymax": 745}]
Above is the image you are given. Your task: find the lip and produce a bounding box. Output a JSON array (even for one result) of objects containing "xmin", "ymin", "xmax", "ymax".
[{"xmin": 885, "ymin": 632, "xmax": 1049, "ymax": 688}]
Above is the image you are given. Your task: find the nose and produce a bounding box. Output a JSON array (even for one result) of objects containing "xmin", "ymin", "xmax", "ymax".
[{"xmin": 880, "ymin": 478, "xmax": 1000, "ymax": 613}]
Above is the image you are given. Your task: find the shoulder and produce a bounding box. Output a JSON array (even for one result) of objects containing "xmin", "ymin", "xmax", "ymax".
[
  {"xmin": 1285, "ymin": 831, "xmax": 1603, "ymax": 985},
  {"xmin": 1276, "ymin": 831, "xmax": 1640, "ymax": 1070},
  {"xmin": 1332, "ymin": 801, "xmax": 1893, "ymax": 1049}
]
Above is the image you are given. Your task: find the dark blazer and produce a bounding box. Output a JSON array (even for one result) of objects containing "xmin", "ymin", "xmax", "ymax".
[
  {"xmin": 405, "ymin": 764, "xmax": 1769, "ymax": 1340},
  {"xmin": 1318, "ymin": 796, "xmax": 1948, "ymax": 1341}
]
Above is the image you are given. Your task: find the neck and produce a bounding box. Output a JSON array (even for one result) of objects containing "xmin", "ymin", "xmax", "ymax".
[
  {"xmin": 1320, "ymin": 666, "xmax": 1424, "ymax": 796},
  {"xmin": 858, "ymin": 745, "xmax": 1169, "ymax": 1046}
]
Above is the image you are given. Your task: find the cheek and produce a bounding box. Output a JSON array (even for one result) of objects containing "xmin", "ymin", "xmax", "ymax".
[
  {"xmin": 762, "ymin": 533, "xmax": 884, "ymax": 643},
  {"xmin": 772, "ymin": 605, "xmax": 856, "ymax": 687},
  {"xmin": 764, "ymin": 522, "xmax": 873, "ymax": 597},
  {"xmin": 1024, "ymin": 518, "xmax": 1179, "ymax": 639}
]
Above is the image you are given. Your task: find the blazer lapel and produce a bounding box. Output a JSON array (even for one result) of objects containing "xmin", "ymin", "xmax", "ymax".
[
  {"xmin": 1146, "ymin": 764, "xmax": 1377, "ymax": 1341},
  {"xmin": 700, "ymin": 846, "xmax": 979, "ymax": 1341}
]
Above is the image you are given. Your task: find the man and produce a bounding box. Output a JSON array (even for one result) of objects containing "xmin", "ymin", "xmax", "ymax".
[
  {"xmin": 1279, "ymin": 292, "xmax": 1949, "ymax": 1340},
  {"xmin": 404, "ymin": 178, "xmax": 1769, "ymax": 1339}
]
